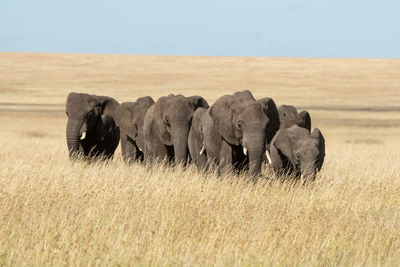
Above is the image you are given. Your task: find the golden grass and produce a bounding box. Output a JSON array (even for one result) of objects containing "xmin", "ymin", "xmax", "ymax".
[{"xmin": 0, "ymin": 53, "xmax": 400, "ymax": 265}]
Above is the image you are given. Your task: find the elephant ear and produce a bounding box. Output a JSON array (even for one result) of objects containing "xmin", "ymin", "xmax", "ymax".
[
  {"xmin": 93, "ymin": 96, "xmax": 119, "ymax": 140},
  {"xmin": 258, "ymin": 97, "xmax": 280, "ymax": 143},
  {"xmin": 153, "ymin": 96, "xmax": 172, "ymax": 145},
  {"xmin": 187, "ymin": 96, "xmax": 209, "ymax": 110},
  {"xmin": 114, "ymin": 103, "xmax": 138, "ymax": 140},
  {"xmin": 311, "ymin": 128, "xmax": 325, "ymax": 171},
  {"xmin": 209, "ymin": 95, "xmax": 238, "ymax": 145},
  {"xmin": 272, "ymin": 129, "xmax": 295, "ymax": 167},
  {"xmin": 299, "ymin": 110, "xmax": 311, "ymax": 131}
]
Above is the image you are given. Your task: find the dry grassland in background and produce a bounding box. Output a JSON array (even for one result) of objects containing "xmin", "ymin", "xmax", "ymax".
[{"xmin": 0, "ymin": 52, "xmax": 399, "ymax": 265}]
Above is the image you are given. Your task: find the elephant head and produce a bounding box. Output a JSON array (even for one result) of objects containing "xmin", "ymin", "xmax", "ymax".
[
  {"xmin": 271, "ymin": 125, "xmax": 325, "ymax": 180},
  {"xmin": 114, "ymin": 96, "xmax": 154, "ymax": 151},
  {"xmin": 65, "ymin": 92, "xmax": 119, "ymax": 159},
  {"xmin": 153, "ymin": 94, "xmax": 209, "ymax": 164},
  {"xmin": 278, "ymin": 105, "xmax": 311, "ymax": 131},
  {"xmin": 210, "ymin": 91, "xmax": 271, "ymax": 175}
]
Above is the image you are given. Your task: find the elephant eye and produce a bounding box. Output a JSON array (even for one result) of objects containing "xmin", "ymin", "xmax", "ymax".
[
  {"xmin": 164, "ymin": 117, "xmax": 170, "ymax": 126},
  {"xmin": 283, "ymin": 113, "xmax": 287, "ymax": 117},
  {"xmin": 237, "ymin": 121, "xmax": 243, "ymax": 129}
]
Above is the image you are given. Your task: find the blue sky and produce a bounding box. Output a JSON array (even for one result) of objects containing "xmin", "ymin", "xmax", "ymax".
[{"xmin": 1, "ymin": 0, "xmax": 399, "ymax": 58}]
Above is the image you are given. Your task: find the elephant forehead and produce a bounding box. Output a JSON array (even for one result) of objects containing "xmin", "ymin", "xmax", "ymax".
[
  {"xmin": 166, "ymin": 101, "xmax": 193, "ymax": 117},
  {"xmin": 236, "ymin": 103, "xmax": 266, "ymax": 118},
  {"xmin": 296, "ymin": 139, "xmax": 319, "ymax": 154},
  {"xmin": 279, "ymin": 105, "xmax": 297, "ymax": 114}
]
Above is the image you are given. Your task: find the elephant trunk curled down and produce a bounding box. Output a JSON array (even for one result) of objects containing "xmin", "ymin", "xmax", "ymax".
[
  {"xmin": 66, "ymin": 119, "xmax": 83, "ymax": 158},
  {"xmin": 171, "ymin": 122, "xmax": 190, "ymax": 164}
]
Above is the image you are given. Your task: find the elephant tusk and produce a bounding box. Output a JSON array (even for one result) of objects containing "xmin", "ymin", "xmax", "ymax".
[
  {"xmin": 243, "ymin": 147, "xmax": 248, "ymax": 156},
  {"xmin": 265, "ymin": 150, "xmax": 272, "ymax": 164},
  {"xmin": 80, "ymin": 131, "xmax": 87, "ymax": 140},
  {"xmin": 300, "ymin": 174, "xmax": 305, "ymax": 180},
  {"xmin": 199, "ymin": 146, "xmax": 205, "ymax": 155},
  {"xmin": 138, "ymin": 147, "xmax": 142, "ymax": 152}
]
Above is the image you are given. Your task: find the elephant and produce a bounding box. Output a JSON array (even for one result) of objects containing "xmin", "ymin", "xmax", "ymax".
[
  {"xmin": 278, "ymin": 105, "xmax": 311, "ymax": 131},
  {"xmin": 188, "ymin": 107, "xmax": 221, "ymax": 171},
  {"xmin": 189, "ymin": 90, "xmax": 280, "ymax": 175},
  {"xmin": 114, "ymin": 96, "xmax": 154, "ymax": 164},
  {"xmin": 269, "ymin": 125, "xmax": 325, "ymax": 180},
  {"xmin": 143, "ymin": 94, "xmax": 209, "ymax": 165},
  {"xmin": 65, "ymin": 92, "xmax": 120, "ymax": 159}
]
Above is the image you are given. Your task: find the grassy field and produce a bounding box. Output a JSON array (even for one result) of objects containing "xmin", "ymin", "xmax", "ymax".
[{"xmin": 0, "ymin": 52, "xmax": 400, "ymax": 265}]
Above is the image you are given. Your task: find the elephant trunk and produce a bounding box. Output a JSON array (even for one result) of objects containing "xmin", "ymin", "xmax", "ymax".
[
  {"xmin": 248, "ymin": 146, "xmax": 264, "ymax": 176},
  {"xmin": 300, "ymin": 162, "xmax": 317, "ymax": 180},
  {"xmin": 246, "ymin": 134, "xmax": 266, "ymax": 176},
  {"xmin": 66, "ymin": 119, "xmax": 83, "ymax": 158},
  {"xmin": 172, "ymin": 125, "xmax": 189, "ymax": 165}
]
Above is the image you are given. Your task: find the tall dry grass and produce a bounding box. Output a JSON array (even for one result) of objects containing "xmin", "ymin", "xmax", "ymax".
[{"xmin": 0, "ymin": 53, "xmax": 400, "ymax": 265}]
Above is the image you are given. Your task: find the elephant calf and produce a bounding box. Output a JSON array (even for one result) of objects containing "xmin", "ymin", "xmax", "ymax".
[
  {"xmin": 143, "ymin": 94, "xmax": 209, "ymax": 165},
  {"xmin": 278, "ymin": 105, "xmax": 311, "ymax": 130},
  {"xmin": 269, "ymin": 125, "xmax": 325, "ymax": 180},
  {"xmin": 65, "ymin": 92, "xmax": 120, "ymax": 159},
  {"xmin": 114, "ymin": 96, "xmax": 154, "ymax": 164}
]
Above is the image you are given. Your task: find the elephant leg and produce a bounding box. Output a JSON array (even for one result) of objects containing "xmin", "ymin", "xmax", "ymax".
[
  {"xmin": 144, "ymin": 137, "xmax": 169, "ymax": 163},
  {"xmin": 219, "ymin": 139, "xmax": 233, "ymax": 174}
]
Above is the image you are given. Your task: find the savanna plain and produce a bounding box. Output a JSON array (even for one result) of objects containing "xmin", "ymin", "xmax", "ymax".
[{"xmin": 0, "ymin": 53, "xmax": 400, "ymax": 266}]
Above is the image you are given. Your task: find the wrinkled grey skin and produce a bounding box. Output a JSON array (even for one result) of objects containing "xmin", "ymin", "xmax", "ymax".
[
  {"xmin": 278, "ymin": 105, "xmax": 311, "ymax": 130},
  {"xmin": 65, "ymin": 92, "xmax": 120, "ymax": 160},
  {"xmin": 143, "ymin": 94, "xmax": 209, "ymax": 165},
  {"xmin": 114, "ymin": 96, "xmax": 154, "ymax": 164},
  {"xmin": 190, "ymin": 90, "xmax": 280, "ymax": 176},
  {"xmin": 189, "ymin": 93, "xmax": 280, "ymax": 174},
  {"xmin": 270, "ymin": 125, "xmax": 325, "ymax": 180},
  {"xmin": 188, "ymin": 107, "xmax": 221, "ymax": 171}
]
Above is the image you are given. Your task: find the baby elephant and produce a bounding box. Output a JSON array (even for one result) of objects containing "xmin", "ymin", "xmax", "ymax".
[
  {"xmin": 114, "ymin": 96, "xmax": 155, "ymax": 163},
  {"xmin": 269, "ymin": 125, "xmax": 325, "ymax": 180},
  {"xmin": 278, "ymin": 105, "xmax": 311, "ymax": 130}
]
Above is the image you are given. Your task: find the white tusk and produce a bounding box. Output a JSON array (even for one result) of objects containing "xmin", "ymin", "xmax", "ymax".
[
  {"xmin": 138, "ymin": 147, "xmax": 142, "ymax": 152},
  {"xmin": 265, "ymin": 150, "xmax": 272, "ymax": 164},
  {"xmin": 80, "ymin": 131, "xmax": 87, "ymax": 140},
  {"xmin": 243, "ymin": 147, "xmax": 248, "ymax": 156},
  {"xmin": 199, "ymin": 146, "xmax": 205, "ymax": 155},
  {"xmin": 300, "ymin": 174, "xmax": 305, "ymax": 180}
]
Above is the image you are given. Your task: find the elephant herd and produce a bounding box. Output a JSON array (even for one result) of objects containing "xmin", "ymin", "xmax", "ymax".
[{"xmin": 65, "ymin": 90, "xmax": 325, "ymax": 180}]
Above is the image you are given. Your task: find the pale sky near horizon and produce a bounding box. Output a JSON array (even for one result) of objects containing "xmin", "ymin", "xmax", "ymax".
[{"xmin": 1, "ymin": 0, "xmax": 399, "ymax": 58}]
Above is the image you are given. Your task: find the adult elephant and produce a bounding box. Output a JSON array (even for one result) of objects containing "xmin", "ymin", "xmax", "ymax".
[
  {"xmin": 269, "ymin": 125, "xmax": 325, "ymax": 180},
  {"xmin": 65, "ymin": 92, "xmax": 120, "ymax": 159},
  {"xmin": 278, "ymin": 105, "xmax": 311, "ymax": 130},
  {"xmin": 189, "ymin": 93, "xmax": 279, "ymax": 173},
  {"xmin": 114, "ymin": 96, "xmax": 154, "ymax": 164},
  {"xmin": 143, "ymin": 94, "xmax": 209, "ymax": 165},
  {"xmin": 189, "ymin": 90, "xmax": 280, "ymax": 175}
]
